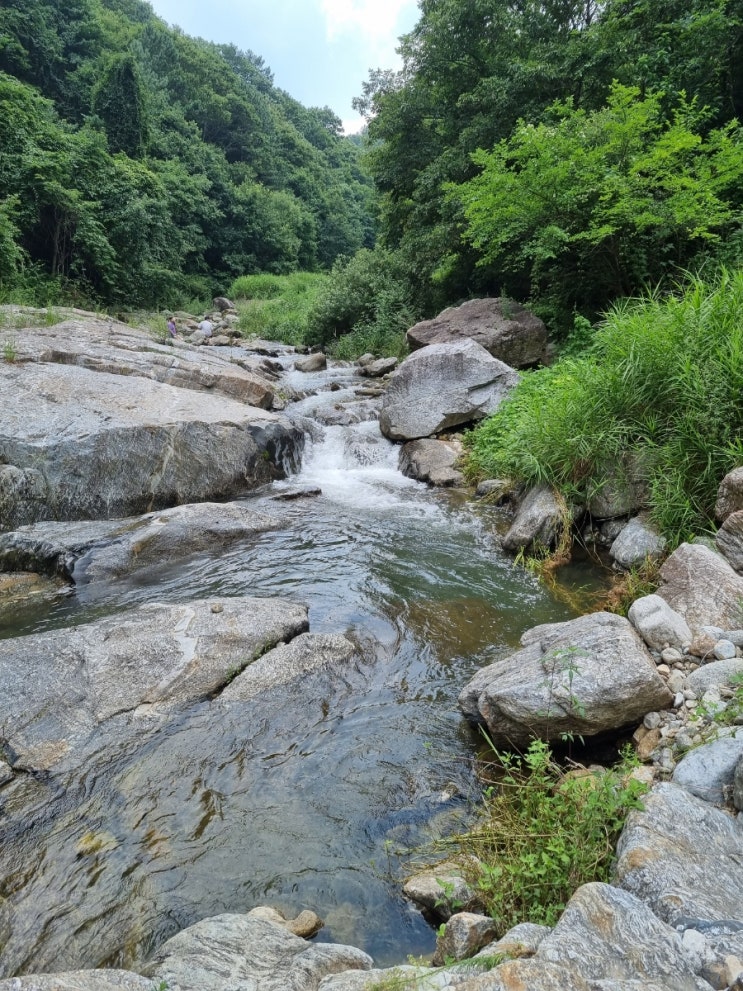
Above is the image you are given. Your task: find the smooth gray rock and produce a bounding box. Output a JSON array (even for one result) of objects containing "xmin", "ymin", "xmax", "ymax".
[
  {"xmin": 687, "ymin": 659, "xmax": 743, "ymax": 694},
  {"xmin": 716, "ymin": 468, "xmax": 743, "ymax": 522},
  {"xmin": 615, "ymin": 782, "xmax": 743, "ymax": 929},
  {"xmin": 142, "ymin": 913, "xmax": 372, "ymax": 991},
  {"xmin": 220, "ymin": 633, "xmax": 357, "ymax": 702},
  {"xmin": 0, "ymin": 362, "xmax": 303, "ymax": 529},
  {"xmin": 501, "ymin": 486, "xmax": 566, "ymax": 554},
  {"xmin": 628, "ymin": 594, "xmax": 692, "ymax": 651},
  {"xmin": 0, "ymin": 972, "xmax": 153, "ymax": 990},
  {"xmin": 459, "ymin": 612, "xmax": 672, "ymax": 747},
  {"xmin": 9, "ymin": 316, "xmax": 276, "ymax": 407},
  {"xmin": 378, "ymin": 340, "xmax": 519, "ymax": 441},
  {"xmin": 0, "ymin": 596, "xmax": 309, "ymax": 771},
  {"xmin": 716, "ymin": 510, "xmax": 743, "ymax": 571},
  {"xmin": 672, "ymin": 736, "xmax": 743, "ymax": 805},
  {"xmin": 402, "ymin": 861, "xmax": 483, "ymax": 920},
  {"xmin": 0, "ymin": 503, "xmax": 280, "ymax": 584},
  {"xmin": 610, "ymin": 517, "xmax": 667, "ymax": 570},
  {"xmin": 295, "ymin": 353, "xmax": 327, "ymax": 372},
  {"xmin": 406, "ymin": 297, "xmax": 547, "ymax": 369},
  {"xmin": 398, "ymin": 438, "xmax": 464, "ymax": 487},
  {"xmin": 658, "ymin": 543, "xmax": 743, "ymax": 635}
]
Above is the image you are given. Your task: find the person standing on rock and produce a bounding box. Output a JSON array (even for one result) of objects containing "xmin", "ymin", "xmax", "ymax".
[{"xmin": 167, "ymin": 317, "xmax": 177, "ymax": 338}]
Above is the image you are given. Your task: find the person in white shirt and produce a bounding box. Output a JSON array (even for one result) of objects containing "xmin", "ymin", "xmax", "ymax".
[{"xmin": 198, "ymin": 317, "xmax": 213, "ymax": 337}]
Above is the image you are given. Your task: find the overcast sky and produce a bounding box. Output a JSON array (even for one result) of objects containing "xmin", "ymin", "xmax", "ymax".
[{"xmin": 146, "ymin": 0, "xmax": 420, "ymax": 133}]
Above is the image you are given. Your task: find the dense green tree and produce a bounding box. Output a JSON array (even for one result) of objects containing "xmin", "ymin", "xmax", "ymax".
[
  {"xmin": 91, "ymin": 52, "xmax": 149, "ymax": 156},
  {"xmin": 0, "ymin": 0, "xmax": 376, "ymax": 305},
  {"xmin": 453, "ymin": 84, "xmax": 743, "ymax": 323},
  {"xmin": 359, "ymin": 0, "xmax": 743, "ymax": 326}
]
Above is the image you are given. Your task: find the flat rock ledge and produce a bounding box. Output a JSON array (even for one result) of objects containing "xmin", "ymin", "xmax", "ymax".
[
  {"xmin": 0, "ymin": 596, "xmax": 310, "ymax": 773},
  {"xmin": 0, "ymin": 361, "xmax": 303, "ymax": 529}
]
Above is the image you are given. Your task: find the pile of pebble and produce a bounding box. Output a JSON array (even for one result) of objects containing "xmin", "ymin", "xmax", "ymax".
[{"xmin": 634, "ymin": 626, "xmax": 743, "ymax": 774}]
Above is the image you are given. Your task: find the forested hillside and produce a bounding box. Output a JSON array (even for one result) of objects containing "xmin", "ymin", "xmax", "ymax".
[
  {"xmin": 0, "ymin": 0, "xmax": 374, "ymax": 306},
  {"xmin": 355, "ymin": 0, "xmax": 743, "ymax": 333}
]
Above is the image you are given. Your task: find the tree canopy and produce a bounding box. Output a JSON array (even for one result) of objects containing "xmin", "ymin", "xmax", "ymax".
[
  {"xmin": 0, "ymin": 0, "xmax": 375, "ymax": 306},
  {"xmin": 357, "ymin": 0, "xmax": 743, "ymax": 329}
]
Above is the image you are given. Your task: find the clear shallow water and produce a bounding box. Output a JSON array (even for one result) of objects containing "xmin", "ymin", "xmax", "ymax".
[{"xmin": 0, "ymin": 359, "xmax": 602, "ymax": 975}]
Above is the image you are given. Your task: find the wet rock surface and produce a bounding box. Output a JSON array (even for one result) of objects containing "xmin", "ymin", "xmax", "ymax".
[{"xmin": 0, "ymin": 503, "xmax": 281, "ymax": 586}]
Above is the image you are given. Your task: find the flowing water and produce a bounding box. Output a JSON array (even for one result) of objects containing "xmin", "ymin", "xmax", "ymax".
[{"xmin": 0, "ymin": 355, "xmax": 603, "ymax": 976}]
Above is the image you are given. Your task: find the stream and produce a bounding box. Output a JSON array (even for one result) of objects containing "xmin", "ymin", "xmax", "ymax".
[{"xmin": 0, "ymin": 353, "xmax": 603, "ymax": 976}]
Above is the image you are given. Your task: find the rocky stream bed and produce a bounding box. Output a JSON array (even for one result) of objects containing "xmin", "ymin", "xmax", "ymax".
[{"xmin": 0, "ymin": 303, "xmax": 742, "ymax": 991}]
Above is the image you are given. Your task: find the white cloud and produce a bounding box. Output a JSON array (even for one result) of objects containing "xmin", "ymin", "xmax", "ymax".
[{"xmin": 320, "ymin": 0, "xmax": 412, "ymax": 44}]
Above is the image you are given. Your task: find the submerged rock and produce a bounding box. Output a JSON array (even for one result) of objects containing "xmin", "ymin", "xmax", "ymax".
[
  {"xmin": 0, "ymin": 596, "xmax": 309, "ymax": 772},
  {"xmin": 0, "ymin": 503, "xmax": 280, "ymax": 585}
]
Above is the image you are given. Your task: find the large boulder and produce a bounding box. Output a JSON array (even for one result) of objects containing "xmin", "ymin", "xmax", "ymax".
[
  {"xmin": 8, "ymin": 315, "xmax": 278, "ymax": 407},
  {"xmin": 0, "ymin": 361, "xmax": 303, "ymax": 529},
  {"xmin": 0, "ymin": 503, "xmax": 280, "ymax": 585},
  {"xmin": 615, "ymin": 782, "xmax": 743, "ymax": 954},
  {"xmin": 0, "ymin": 596, "xmax": 309, "ymax": 771},
  {"xmin": 458, "ymin": 612, "xmax": 672, "ymax": 747},
  {"xmin": 220, "ymin": 632, "xmax": 358, "ymax": 701},
  {"xmin": 657, "ymin": 542, "xmax": 743, "ymax": 635},
  {"xmin": 406, "ymin": 297, "xmax": 548, "ymax": 369},
  {"xmin": 715, "ymin": 467, "xmax": 743, "ymax": 522},
  {"xmin": 378, "ymin": 340, "xmax": 519, "ymax": 441},
  {"xmin": 501, "ymin": 485, "xmax": 566, "ymax": 554}
]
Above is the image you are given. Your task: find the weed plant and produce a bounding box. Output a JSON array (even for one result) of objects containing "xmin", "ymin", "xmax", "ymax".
[
  {"xmin": 3, "ymin": 337, "xmax": 17, "ymax": 361},
  {"xmin": 466, "ymin": 269, "xmax": 743, "ymax": 545},
  {"xmin": 451, "ymin": 739, "xmax": 646, "ymax": 935},
  {"xmin": 230, "ymin": 272, "xmax": 328, "ymax": 346}
]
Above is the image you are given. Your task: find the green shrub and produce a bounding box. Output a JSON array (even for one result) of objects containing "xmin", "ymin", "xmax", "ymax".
[
  {"xmin": 466, "ymin": 269, "xmax": 743, "ymax": 545},
  {"xmin": 229, "ymin": 272, "xmax": 328, "ymax": 346},
  {"xmin": 307, "ymin": 247, "xmax": 417, "ymax": 351},
  {"xmin": 457, "ymin": 740, "xmax": 646, "ymax": 934}
]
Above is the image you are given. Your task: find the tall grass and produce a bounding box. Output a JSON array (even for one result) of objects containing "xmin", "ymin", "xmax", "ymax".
[
  {"xmin": 229, "ymin": 272, "xmax": 327, "ymax": 346},
  {"xmin": 466, "ymin": 269, "xmax": 743, "ymax": 545}
]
